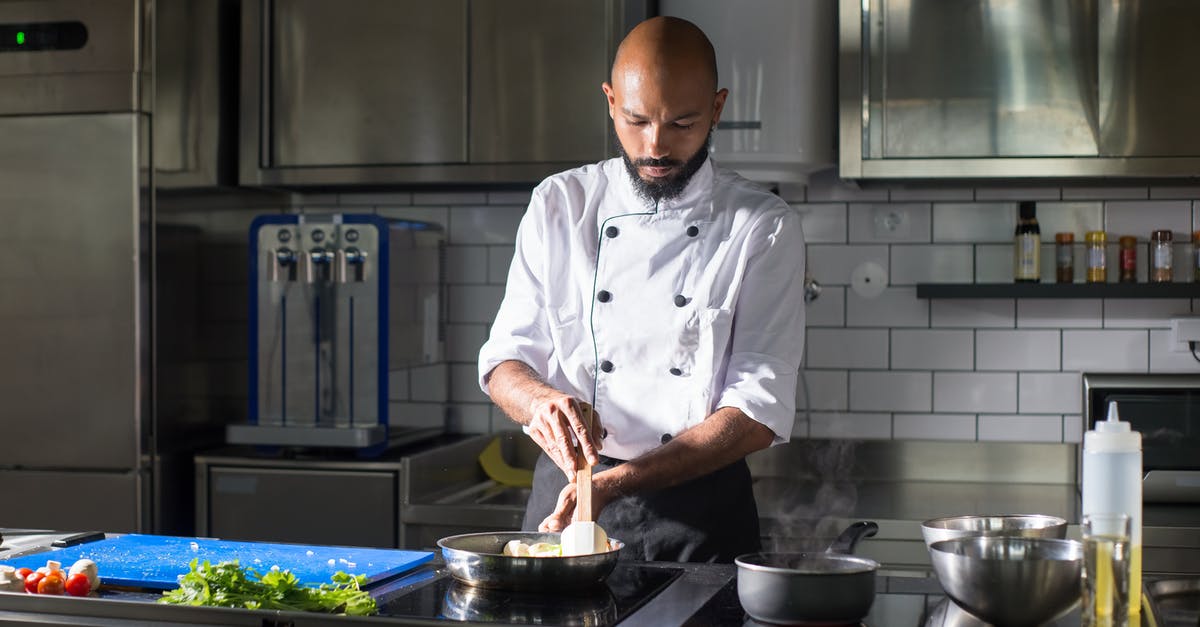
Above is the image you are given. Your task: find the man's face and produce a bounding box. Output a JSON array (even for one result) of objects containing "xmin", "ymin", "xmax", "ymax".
[{"xmin": 603, "ymin": 67, "xmax": 727, "ymax": 203}]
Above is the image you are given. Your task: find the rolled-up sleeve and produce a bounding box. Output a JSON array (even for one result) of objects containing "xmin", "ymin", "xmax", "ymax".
[
  {"xmin": 715, "ymin": 207, "xmax": 806, "ymax": 444},
  {"xmin": 477, "ymin": 190, "xmax": 552, "ymax": 396}
]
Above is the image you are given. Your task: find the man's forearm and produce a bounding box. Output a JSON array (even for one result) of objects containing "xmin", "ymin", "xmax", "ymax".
[
  {"xmin": 485, "ymin": 360, "xmax": 557, "ymax": 427},
  {"xmin": 595, "ymin": 406, "xmax": 775, "ymax": 500}
]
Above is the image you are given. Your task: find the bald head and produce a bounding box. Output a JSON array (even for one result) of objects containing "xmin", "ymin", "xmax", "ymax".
[
  {"xmin": 611, "ymin": 16, "xmax": 718, "ymax": 94},
  {"xmin": 602, "ymin": 17, "xmax": 727, "ymax": 203}
]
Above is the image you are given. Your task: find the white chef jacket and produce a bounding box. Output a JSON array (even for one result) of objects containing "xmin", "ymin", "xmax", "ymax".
[{"xmin": 478, "ymin": 156, "xmax": 806, "ymax": 461}]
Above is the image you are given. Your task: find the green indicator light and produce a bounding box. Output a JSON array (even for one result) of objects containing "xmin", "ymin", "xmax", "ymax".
[{"xmin": 16, "ymin": 31, "xmax": 24, "ymax": 45}]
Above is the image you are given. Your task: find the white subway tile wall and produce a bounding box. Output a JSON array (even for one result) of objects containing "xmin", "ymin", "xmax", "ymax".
[
  {"xmin": 805, "ymin": 286, "xmax": 846, "ymax": 326},
  {"xmin": 810, "ymin": 412, "xmax": 892, "ymax": 439},
  {"xmin": 1104, "ymin": 200, "xmax": 1192, "ymax": 241},
  {"xmin": 797, "ymin": 203, "xmax": 848, "ymax": 243},
  {"xmin": 846, "ymin": 287, "xmax": 929, "ymax": 327},
  {"xmin": 974, "ymin": 245, "xmax": 1013, "ymax": 283},
  {"xmin": 893, "ymin": 413, "xmax": 976, "ymax": 440},
  {"xmin": 806, "ymin": 329, "xmax": 889, "ymax": 369},
  {"xmin": 931, "ymin": 299, "xmax": 1015, "ymax": 328},
  {"xmin": 849, "ymin": 371, "xmax": 932, "ymax": 412},
  {"xmin": 933, "ymin": 204, "xmax": 1016, "ymax": 243},
  {"xmin": 1017, "ymin": 372, "xmax": 1081, "ymax": 414},
  {"xmin": 1017, "ymin": 299, "xmax": 1102, "ymax": 328},
  {"xmin": 891, "ymin": 330, "xmax": 973, "ymax": 370},
  {"xmin": 977, "ymin": 415, "xmax": 1063, "ymax": 442},
  {"xmin": 807, "ymin": 244, "xmax": 889, "ymax": 285},
  {"xmin": 285, "ymin": 178, "xmax": 1200, "ymax": 441},
  {"xmin": 796, "ymin": 370, "xmax": 849, "ymax": 411},
  {"xmin": 847, "ymin": 203, "xmax": 932, "ymax": 243},
  {"xmin": 934, "ymin": 372, "xmax": 1018, "ymax": 413},
  {"xmin": 1102, "ymin": 299, "xmax": 1190, "ymax": 329},
  {"xmin": 890, "ymin": 245, "xmax": 974, "ymax": 284},
  {"xmin": 976, "ymin": 330, "xmax": 1061, "ymax": 371},
  {"xmin": 1062, "ymin": 329, "xmax": 1149, "ymax": 372}
]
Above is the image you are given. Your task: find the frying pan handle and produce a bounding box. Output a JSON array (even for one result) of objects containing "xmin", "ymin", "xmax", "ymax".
[{"xmin": 825, "ymin": 521, "xmax": 878, "ymax": 555}]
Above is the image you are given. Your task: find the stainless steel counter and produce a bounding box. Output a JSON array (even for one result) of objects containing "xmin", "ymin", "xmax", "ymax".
[
  {"xmin": 194, "ymin": 433, "xmax": 1200, "ymax": 574},
  {"xmin": 746, "ymin": 439, "xmax": 1200, "ymax": 575}
]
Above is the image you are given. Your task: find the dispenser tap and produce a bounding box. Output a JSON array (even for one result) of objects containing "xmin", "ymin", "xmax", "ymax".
[
  {"xmin": 270, "ymin": 247, "xmax": 298, "ymax": 282},
  {"xmin": 337, "ymin": 247, "xmax": 368, "ymax": 283},
  {"xmin": 306, "ymin": 247, "xmax": 334, "ymax": 283}
]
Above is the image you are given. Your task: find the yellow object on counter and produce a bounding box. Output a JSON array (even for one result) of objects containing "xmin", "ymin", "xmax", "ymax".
[{"xmin": 478, "ymin": 437, "xmax": 534, "ymax": 488}]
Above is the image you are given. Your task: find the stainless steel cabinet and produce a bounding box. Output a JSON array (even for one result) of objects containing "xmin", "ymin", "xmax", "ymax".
[
  {"xmin": 196, "ymin": 452, "xmax": 403, "ymax": 548},
  {"xmin": 469, "ymin": 0, "xmax": 611, "ymax": 164},
  {"xmin": 268, "ymin": 0, "xmax": 467, "ymax": 168},
  {"xmin": 839, "ymin": 0, "xmax": 1200, "ymax": 179},
  {"xmin": 240, "ymin": 0, "xmax": 647, "ymax": 186},
  {"xmin": 154, "ymin": 0, "xmax": 237, "ymax": 188}
]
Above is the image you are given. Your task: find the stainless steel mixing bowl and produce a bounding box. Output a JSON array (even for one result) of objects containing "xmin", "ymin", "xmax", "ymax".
[
  {"xmin": 929, "ymin": 536, "xmax": 1082, "ymax": 627},
  {"xmin": 921, "ymin": 514, "xmax": 1068, "ymax": 550}
]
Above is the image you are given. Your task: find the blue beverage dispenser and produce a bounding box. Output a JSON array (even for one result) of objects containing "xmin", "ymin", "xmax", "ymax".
[{"xmin": 229, "ymin": 214, "xmax": 444, "ymax": 450}]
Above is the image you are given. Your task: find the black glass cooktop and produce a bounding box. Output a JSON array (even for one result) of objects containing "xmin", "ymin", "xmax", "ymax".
[{"xmin": 377, "ymin": 562, "xmax": 682, "ymax": 625}]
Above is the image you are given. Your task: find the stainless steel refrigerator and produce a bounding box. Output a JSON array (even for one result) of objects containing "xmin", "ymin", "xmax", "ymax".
[{"xmin": 0, "ymin": 0, "xmax": 204, "ymax": 533}]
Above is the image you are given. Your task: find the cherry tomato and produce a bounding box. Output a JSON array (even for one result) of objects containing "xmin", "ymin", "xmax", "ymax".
[
  {"xmin": 16, "ymin": 567, "xmax": 32, "ymax": 579},
  {"xmin": 64, "ymin": 573, "xmax": 90, "ymax": 597},
  {"xmin": 37, "ymin": 572, "xmax": 65, "ymax": 595},
  {"xmin": 24, "ymin": 572, "xmax": 44, "ymax": 594}
]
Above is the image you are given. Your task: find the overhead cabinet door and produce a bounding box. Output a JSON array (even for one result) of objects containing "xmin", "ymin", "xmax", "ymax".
[
  {"xmin": 469, "ymin": 0, "xmax": 612, "ymax": 163},
  {"xmin": 269, "ymin": 0, "xmax": 467, "ymax": 167}
]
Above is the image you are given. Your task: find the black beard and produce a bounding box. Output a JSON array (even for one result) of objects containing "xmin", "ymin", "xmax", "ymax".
[{"xmin": 618, "ymin": 130, "xmax": 712, "ymax": 204}]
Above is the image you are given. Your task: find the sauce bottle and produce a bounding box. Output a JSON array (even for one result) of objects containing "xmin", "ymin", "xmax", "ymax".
[
  {"xmin": 1013, "ymin": 201, "xmax": 1041, "ymax": 283},
  {"xmin": 1082, "ymin": 401, "xmax": 1143, "ymax": 621}
]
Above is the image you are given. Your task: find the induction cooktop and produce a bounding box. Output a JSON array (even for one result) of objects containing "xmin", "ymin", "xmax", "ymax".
[{"xmin": 376, "ymin": 561, "xmax": 682, "ymax": 626}]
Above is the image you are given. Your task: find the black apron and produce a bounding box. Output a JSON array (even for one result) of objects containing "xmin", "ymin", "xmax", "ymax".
[{"xmin": 523, "ymin": 453, "xmax": 761, "ymax": 563}]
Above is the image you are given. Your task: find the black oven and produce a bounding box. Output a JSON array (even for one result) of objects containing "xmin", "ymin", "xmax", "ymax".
[{"xmin": 1084, "ymin": 373, "xmax": 1200, "ymax": 503}]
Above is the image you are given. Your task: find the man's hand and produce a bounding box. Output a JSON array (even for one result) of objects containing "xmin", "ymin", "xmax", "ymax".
[
  {"xmin": 485, "ymin": 361, "xmax": 603, "ymax": 479},
  {"xmin": 526, "ymin": 395, "xmax": 603, "ymax": 479},
  {"xmin": 538, "ymin": 471, "xmax": 615, "ymax": 532}
]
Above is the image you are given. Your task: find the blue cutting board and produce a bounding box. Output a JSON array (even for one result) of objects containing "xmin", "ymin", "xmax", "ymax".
[{"xmin": 0, "ymin": 534, "xmax": 434, "ymax": 590}]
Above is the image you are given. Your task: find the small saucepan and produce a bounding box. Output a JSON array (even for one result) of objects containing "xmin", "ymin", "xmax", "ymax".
[{"xmin": 735, "ymin": 521, "xmax": 879, "ymax": 625}]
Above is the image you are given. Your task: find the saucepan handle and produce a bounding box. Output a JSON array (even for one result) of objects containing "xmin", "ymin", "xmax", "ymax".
[{"xmin": 825, "ymin": 521, "xmax": 878, "ymax": 555}]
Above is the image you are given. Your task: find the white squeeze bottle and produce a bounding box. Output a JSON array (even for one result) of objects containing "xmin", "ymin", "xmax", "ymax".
[{"xmin": 1081, "ymin": 400, "xmax": 1143, "ymax": 619}]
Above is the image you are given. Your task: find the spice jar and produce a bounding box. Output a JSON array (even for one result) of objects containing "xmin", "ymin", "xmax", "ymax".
[
  {"xmin": 1150, "ymin": 230, "xmax": 1173, "ymax": 283},
  {"xmin": 1119, "ymin": 236, "xmax": 1137, "ymax": 283},
  {"xmin": 1086, "ymin": 231, "xmax": 1107, "ymax": 283},
  {"xmin": 1055, "ymin": 232, "xmax": 1074, "ymax": 283}
]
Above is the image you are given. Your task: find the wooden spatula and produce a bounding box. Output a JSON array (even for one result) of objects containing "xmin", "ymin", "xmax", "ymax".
[{"xmin": 560, "ymin": 405, "xmax": 608, "ymax": 556}]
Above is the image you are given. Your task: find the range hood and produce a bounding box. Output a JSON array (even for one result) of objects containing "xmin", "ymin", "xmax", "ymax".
[{"xmin": 838, "ymin": 0, "xmax": 1200, "ymax": 180}]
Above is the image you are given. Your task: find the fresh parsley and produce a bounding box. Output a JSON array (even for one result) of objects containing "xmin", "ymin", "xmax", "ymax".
[{"xmin": 159, "ymin": 559, "xmax": 377, "ymax": 616}]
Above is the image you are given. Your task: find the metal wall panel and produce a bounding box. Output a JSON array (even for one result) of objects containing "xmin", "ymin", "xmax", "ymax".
[
  {"xmin": 1099, "ymin": 0, "xmax": 1200, "ymax": 157},
  {"xmin": 869, "ymin": 0, "xmax": 1097, "ymax": 159},
  {"xmin": 268, "ymin": 0, "xmax": 468, "ymax": 167},
  {"xmin": 839, "ymin": 0, "xmax": 1200, "ymax": 178},
  {"xmin": 206, "ymin": 467, "xmax": 396, "ymax": 547},
  {"xmin": 0, "ymin": 470, "xmax": 144, "ymax": 532},
  {"xmin": 0, "ymin": 114, "xmax": 144, "ymax": 470},
  {"xmin": 469, "ymin": 0, "xmax": 611, "ymax": 163}
]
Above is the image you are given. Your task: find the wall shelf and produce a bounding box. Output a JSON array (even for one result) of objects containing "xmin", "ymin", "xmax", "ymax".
[{"xmin": 915, "ymin": 283, "xmax": 1200, "ymax": 299}]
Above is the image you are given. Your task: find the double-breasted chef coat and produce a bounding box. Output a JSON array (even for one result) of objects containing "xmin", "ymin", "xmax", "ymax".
[{"xmin": 478, "ymin": 156, "xmax": 806, "ymax": 562}]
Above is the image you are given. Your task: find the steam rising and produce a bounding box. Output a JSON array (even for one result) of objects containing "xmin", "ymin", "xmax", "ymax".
[{"xmin": 764, "ymin": 440, "xmax": 859, "ymax": 553}]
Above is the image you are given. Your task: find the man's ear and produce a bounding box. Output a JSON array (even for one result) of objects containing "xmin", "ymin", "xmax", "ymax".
[
  {"xmin": 602, "ymin": 82, "xmax": 617, "ymax": 119},
  {"xmin": 711, "ymin": 88, "xmax": 729, "ymax": 128}
]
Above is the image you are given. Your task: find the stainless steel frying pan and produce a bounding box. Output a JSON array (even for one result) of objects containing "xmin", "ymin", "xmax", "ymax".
[{"xmin": 437, "ymin": 531, "xmax": 624, "ymax": 592}]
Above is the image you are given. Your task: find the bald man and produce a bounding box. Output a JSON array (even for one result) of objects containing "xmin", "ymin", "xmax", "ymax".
[{"xmin": 477, "ymin": 17, "xmax": 806, "ymax": 562}]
